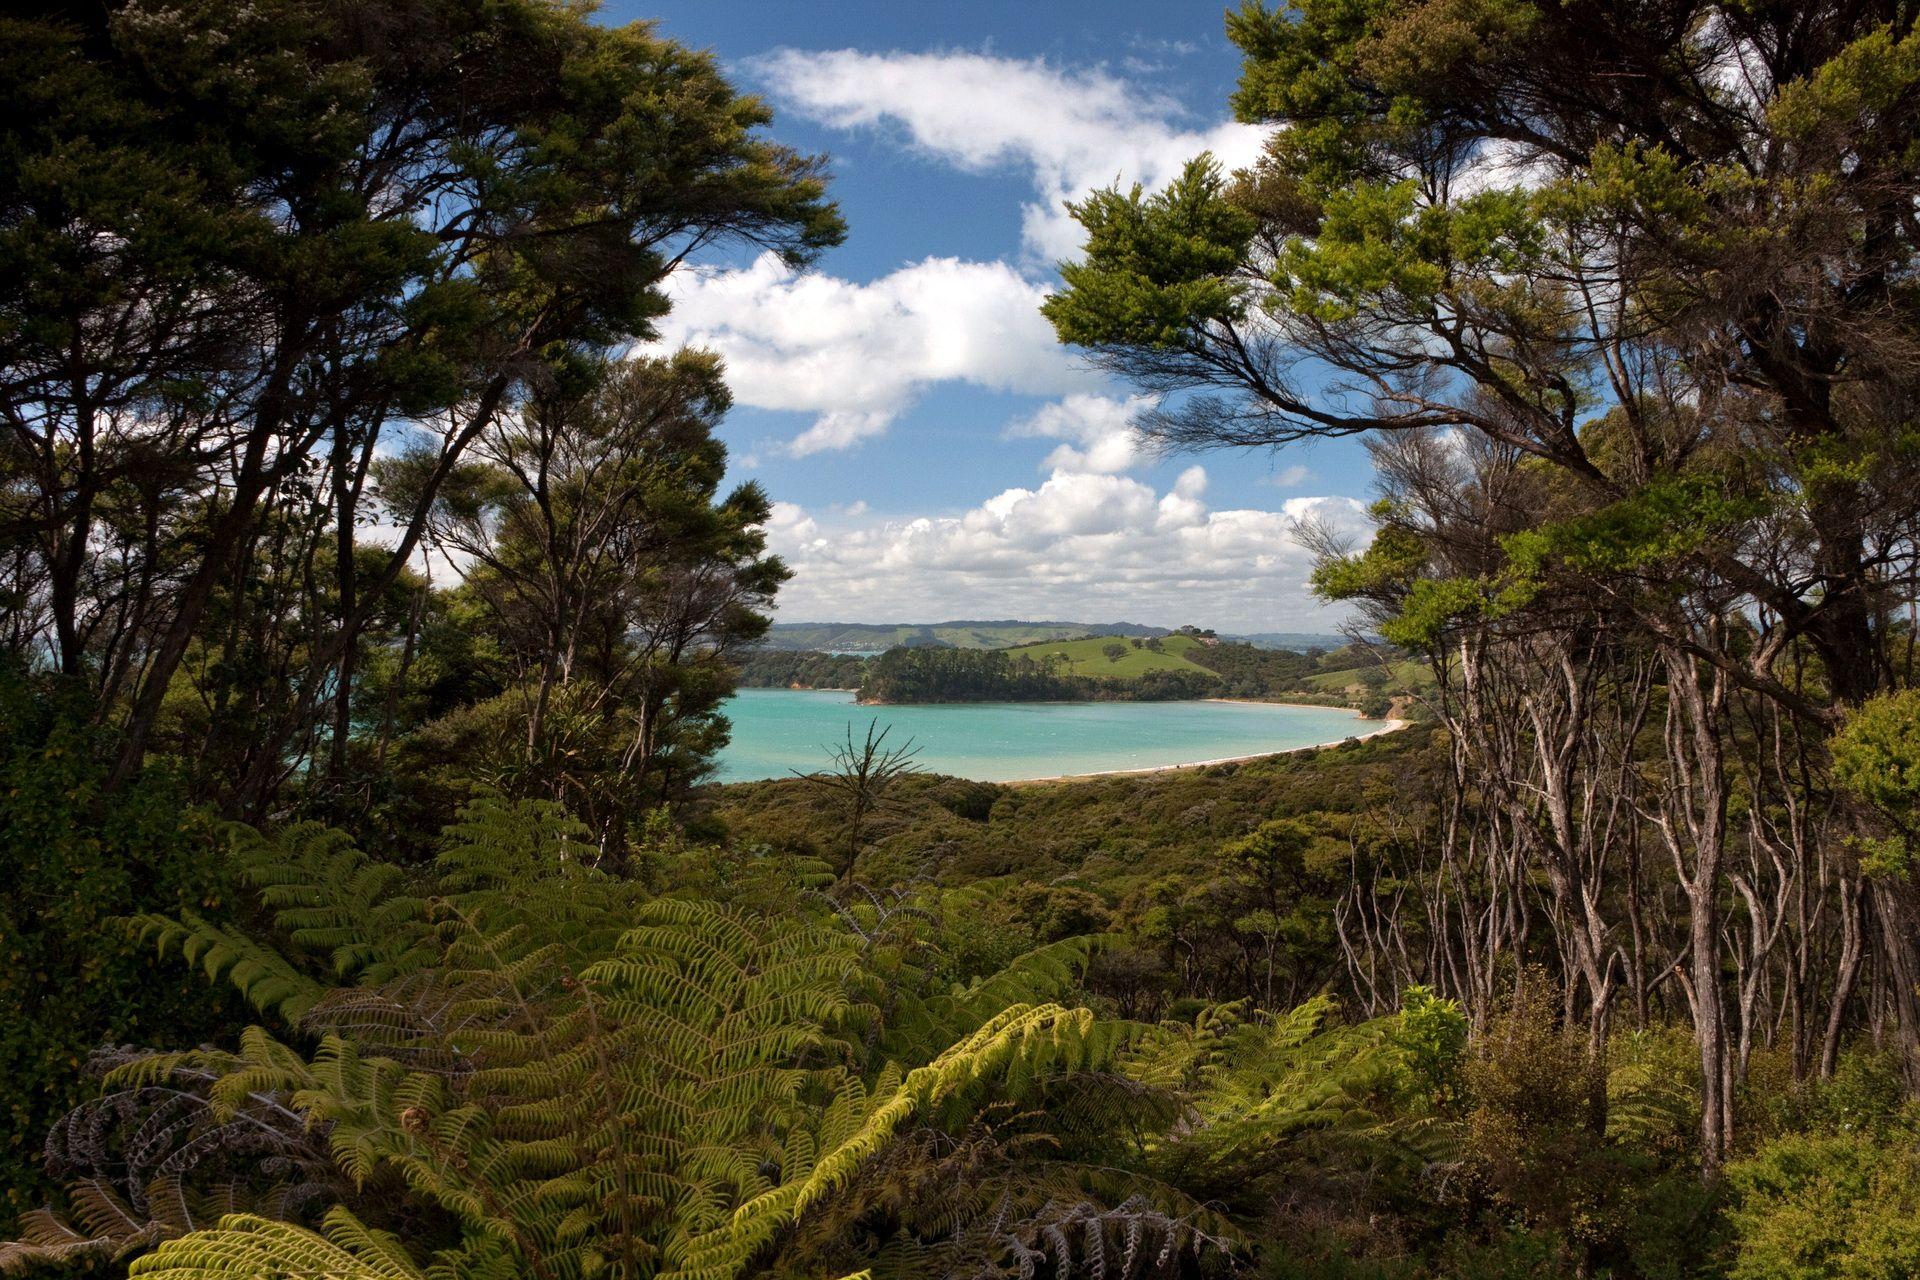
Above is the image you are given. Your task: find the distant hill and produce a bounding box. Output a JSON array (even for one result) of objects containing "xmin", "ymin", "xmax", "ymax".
[
  {"xmin": 1300, "ymin": 657, "xmax": 1434, "ymax": 694},
  {"xmin": 1221, "ymin": 631, "xmax": 1353, "ymax": 651},
  {"xmin": 762, "ymin": 619, "xmax": 1170, "ymax": 652},
  {"xmin": 1000, "ymin": 632, "xmax": 1219, "ymax": 679}
]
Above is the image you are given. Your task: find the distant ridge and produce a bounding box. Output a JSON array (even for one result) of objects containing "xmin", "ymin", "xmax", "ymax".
[
  {"xmin": 1223, "ymin": 631, "xmax": 1355, "ymax": 651},
  {"xmin": 762, "ymin": 619, "xmax": 1351, "ymax": 653},
  {"xmin": 761, "ymin": 619, "xmax": 1168, "ymax": 652}
]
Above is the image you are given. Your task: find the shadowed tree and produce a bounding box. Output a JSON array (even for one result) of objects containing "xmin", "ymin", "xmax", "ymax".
[
  {"xmin": 0, "ymin": 0, "xmax": 842, "ymax": 798},
  {"xmin": 795, "ymin": 720, "xmax": 923, "ymax": 877}
]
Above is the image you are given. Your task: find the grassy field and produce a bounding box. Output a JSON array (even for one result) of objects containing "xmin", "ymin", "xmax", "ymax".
[
  {"xmin": 1001, "ymin": 632, "xmax": 1220, "ymax": 679},
  {"xmin": 1300, "ymin": 658, "xmax": 1433, "ymax": 693}
]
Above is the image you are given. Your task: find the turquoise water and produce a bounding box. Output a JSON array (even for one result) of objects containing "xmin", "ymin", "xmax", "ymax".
[{"xmin": 713, "ymin": 689, "xmax": 1375, "ymax": 783}]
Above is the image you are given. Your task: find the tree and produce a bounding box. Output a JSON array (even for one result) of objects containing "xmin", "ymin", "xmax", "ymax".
[
  {"xmin": 0, "ymin": 0, "xmax": 842, "ymax": 796},
  {"xmin": 1045, "ymin": 0, "xmax": 1920, "ymax": 1174},
  {"xmin": 1104, "ymin": 642, "xmax": 1129, "ymax": 663},
  {"xmin": 378, "ymin": 351, "xmax": 785, "ymax": 851},
  {"xmin": 795, "ymin": 720, "xmax": 923, "ymax": 877}
]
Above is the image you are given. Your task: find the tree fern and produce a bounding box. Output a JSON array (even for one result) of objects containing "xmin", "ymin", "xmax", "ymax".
[
  {"xmin": 1132, "ymin": 995, "xmax": 1457, "ymax": 1198},
  {"xmin": 0, "ymin": 1049, "xmax": 337, "ymax": 1274},
  {"xmin": 882, "ymin": 936, "xmax": 1108, "ymax": 1062},
  {"xmin": 230, "ymin": 822, "xmax": 433, "ymax": 984}
]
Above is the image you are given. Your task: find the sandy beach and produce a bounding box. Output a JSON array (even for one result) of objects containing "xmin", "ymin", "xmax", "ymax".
[{"xmin": 1003, "ymin": 712, "xmax": 1410, "ymax": 787}]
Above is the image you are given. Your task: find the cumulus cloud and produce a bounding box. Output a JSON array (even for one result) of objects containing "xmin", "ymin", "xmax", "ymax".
[
  {"xmin": 656, "ymin": 253, "xmax": 1095, "ymax": 455},
  {"xmin": 748, "ymin": 48, "xmax": 1266, "ymax": 259},
  {"xmin": 758, "ymin": 468, "xmax": 1370, "ymax": 632},
  {"xmin": 1005, "ymin": 393, "xmax": 1154, "ymax": 475}
]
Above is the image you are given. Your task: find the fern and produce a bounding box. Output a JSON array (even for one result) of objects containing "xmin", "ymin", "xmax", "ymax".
[
  {"xmin": 15, "ymin": 800, "xmax": 1180, "ymax": 1280},
  {"xmin": 230, "ymin": 823, "xmax": 433, "ymax": 984},
  {"xmin": 127, "ymin": 1209, "xmax": 424, "ymax": 1280},
  {"xmin": 134, "ymin": 913, "xmax": 325, "ymax": 1023},
  {"xmin": 1129, "ymin": 995, "xmax": 1455, "ymax": 1198},
  {"xmin": 1606, "ymin": 1031, "xmax": 1699, "ymax": 1152},
  {"xmin": 884, "ymin": 936, "xmax": 1108, "ymax": 1061}
]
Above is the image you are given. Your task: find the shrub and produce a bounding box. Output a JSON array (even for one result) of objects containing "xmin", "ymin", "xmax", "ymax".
[
  {"xmin": 0, "ymin": 674, "xmax": 239, "ymax": 1226},
  {"xmin": 1725, "ymin": 1109, "xmax": 1920, "ymax": 1280}
]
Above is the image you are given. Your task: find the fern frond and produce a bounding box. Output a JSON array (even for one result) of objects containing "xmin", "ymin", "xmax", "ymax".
[
  {"xmin": 886, "ymin": 936, "xmax": 1107, "ymax": 1060},
  {"xmin": 793, "ymin": 1003, "xmax": 1131, "ymax": 1218},
  {"xmin": 136, "ymin": 913, "xmax": 323, "ymax": 1023},
  {"xmin": 0, "ymin": 1204, "xmax": 144, "ymax": 1274},
  {"xmin": 128, "ymin": 1209, "xmax": 425, "ymax": 1280},
  {"xmin": 231, "ymin": 823, "xmax": 432, "ymax": 983}
]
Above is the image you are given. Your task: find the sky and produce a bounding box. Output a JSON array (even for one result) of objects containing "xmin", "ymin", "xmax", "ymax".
[{"xmin": 604, "ymin": 1, "xmax": 1378, "ymax": 633}]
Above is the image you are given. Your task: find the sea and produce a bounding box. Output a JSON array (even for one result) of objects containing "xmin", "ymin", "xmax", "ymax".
[{"xmin": 713, "ymin": 688, "xmax": 1378, "ymax": 783}]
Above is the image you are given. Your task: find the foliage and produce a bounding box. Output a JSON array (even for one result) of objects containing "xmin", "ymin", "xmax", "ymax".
[
  {"xmin": 735, "ymin": 650, "xmax": 872, "ymax": 690},
  {"xmin": 860, "ymin": 645, "xmax": 1222, "ymax": 704},
  {"xmin": 0, "ymin": 674, "xmax": 240, "ymax": 1225},
  {"xmin": 1833, "ymin": 690, "xmax": 1920, "ymax": 875},
  {"xmin": 705, "ymin": 730, "xmax": 1427, "ymax": 1013},
  {"xmin": 1043, "ymin": 158, "xmax": 1256, "ymax": 351},
  {"xmin": 1392, "ymin": 986, "xmax": 1466, "ymax": 1108},
  {"xmin": 1725, "ymin": 1109, "xmax": 1920, "ymax": 1280},
  {"xmin": 4, "ymin": 800, "xmax": 1218, "ymax": 1280}
]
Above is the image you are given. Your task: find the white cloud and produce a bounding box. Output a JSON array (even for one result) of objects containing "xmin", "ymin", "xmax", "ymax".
[
  {"xmin": 788, "ymin": 411, "xmax": 892, "ymax": 457},
  {"xmin": 1265, "ymin": 464, "xmax": 1313, "ymax": 488},
  {"xmin": 757, "ymin": 470, "xmax": 1369, "ymax": 632},
  {"xmin": 749, "ymin": 48, "xmax": 1266, "ymax": 260},
  {"xmin": 657, "ymin": 253, "xmax": 1096, "ymax": 454},
  {"xmin": 1006, "ymin": 393, "xmax": 1154, "ymax": 475}
]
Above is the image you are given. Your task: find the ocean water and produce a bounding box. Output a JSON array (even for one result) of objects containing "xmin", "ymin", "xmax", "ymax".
[{"xmin": 713, "ymin": 689, "xmax": 1376, "ymax": 784}]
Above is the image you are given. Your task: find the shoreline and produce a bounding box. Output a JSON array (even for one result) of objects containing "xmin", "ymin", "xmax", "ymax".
[
  {"xmin": 727, "ymin": 688, "xmax": 1411, "ymax": 788},
  {"xmin": 1201, "ymin": 695, "xmax": 1361, "ymax": 713},
  {"xmin": 1003, "ymin": 714, "xmax": 1410, "ymax": 787},
  {"xmin": 782, "ymin": 692, "xmax": 1369, "ymax": 712}
]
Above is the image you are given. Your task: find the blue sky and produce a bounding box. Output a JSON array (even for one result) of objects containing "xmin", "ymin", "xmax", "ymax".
[{"xmin": 602, "ymin": 1, "xmax": 1375, "ymax": 631}]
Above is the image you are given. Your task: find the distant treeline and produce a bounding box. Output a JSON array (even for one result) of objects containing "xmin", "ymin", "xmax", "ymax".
[
  {"xmin": 736, "ymin": 649, "xmax": 870, "ymax": 689},
  {"xmin": 739, "ymin": 640, "xmax": 1406, "ymax": 711},
  {"xmin": 1185, "ymin": 642, "xmax": 1399, "ymax": 716},
  {"xmin": 859, "ymin": 646, "xmax": 1222, "ymax": 703},
  {"xmin": 1186, "ymin": 642, "xmax": 1323, "ymax": 694}
]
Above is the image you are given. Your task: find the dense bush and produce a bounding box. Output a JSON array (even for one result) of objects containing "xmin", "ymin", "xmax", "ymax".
[
  {"xmin": 734, "ymin": 648, "xmax": 871, "ymax": 689},
  {"xmin": 860, "ymin": 645, "xmax": 1223, "ymax": 703},
  {"xmin": 1726, "ymin": 1109, "xmax": 1920, "ymax": 1279},
  {"xmin": 0, "ymin": 675, "xmax": 240, "ymax": 1225}
]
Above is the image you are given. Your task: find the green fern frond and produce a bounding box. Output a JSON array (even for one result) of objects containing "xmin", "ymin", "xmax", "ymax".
[
  {"xmin": 127, "ymin": 1209, "xmax": 425, "ymax": 1280},
  {"xmin": 231, "ymin": 823, "xmax": 432, "ymax": 983},
  {"xmin": 886, "ymin": 936, "xmax": 1107, "ymax": 1060},
  {"xmin": 135, "ymin": 913, "xmax": 324, "ymax": 1023},
  {"xmin": 793, "ymin": 1003, "xmax": 1130, "ymax": 1217}
]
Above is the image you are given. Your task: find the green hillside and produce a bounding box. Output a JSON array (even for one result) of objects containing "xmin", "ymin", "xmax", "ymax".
[
  {"xmin": 1002, "ymin": 632, "xmax": 1220, "ymax": 679},
  {"xmin": 763, "ymin": 620, "xmax": 1166, "ymax": 651},
  {"xmin": 1301, "ymin": 658, "xmax": 1433, "ymax": 693}
]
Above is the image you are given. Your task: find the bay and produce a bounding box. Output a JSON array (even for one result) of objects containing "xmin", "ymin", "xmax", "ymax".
[{"xmin": 713, "ymin": 688, "xmax": 1383, "ymax": 784}]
